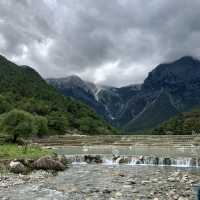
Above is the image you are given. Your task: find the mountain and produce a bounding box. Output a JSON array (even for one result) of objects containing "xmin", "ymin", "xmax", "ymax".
[
  {"xmin": 0, "ymin": 55, "xmax": 116, "ymax": 135},
  {"xmin": 123, "ymin": 91, "xmax": 178, "ymax": 132},
  {"xmin": 47, "ymin": 76, "xmax": 109, "ymax": 119},
  {"xmin": 123, "ymin": 56, "xmax": 200, "ymax": 132},
  {"xmin": 47, "ymin": 56, "xmax": 200, "ymax": 133},
  {"xmin": 46, "ymin": 76, "xmax": 141, "ymax": 125}
]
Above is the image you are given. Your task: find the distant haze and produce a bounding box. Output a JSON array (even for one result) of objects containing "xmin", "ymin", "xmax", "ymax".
[{"xmin": 0, "ymin": 0, "xmax": 200, "ymax": 87}]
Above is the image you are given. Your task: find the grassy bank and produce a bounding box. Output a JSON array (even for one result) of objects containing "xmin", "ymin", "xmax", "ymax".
[{"xmin": 0, "ymin": 144, "xmax": 52, "ymax": 160}]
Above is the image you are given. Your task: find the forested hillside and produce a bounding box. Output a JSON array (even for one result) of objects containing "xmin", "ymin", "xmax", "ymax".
[
  {"xmin": 0, "ymin": 55, "xmax": 117, "ymax": 139},
  {"xmin": 153, "ymin": 108, "xmax": 200, "ymax": 135}
]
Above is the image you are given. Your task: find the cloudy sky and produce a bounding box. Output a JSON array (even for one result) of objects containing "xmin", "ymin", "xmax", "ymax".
[{"xmin": 0, "ymin": 0, "xmax": 200, "ymax": 87}]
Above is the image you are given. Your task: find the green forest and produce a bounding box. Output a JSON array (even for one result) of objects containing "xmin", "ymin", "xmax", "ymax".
[
  {"xmin": 153, "ymin": 108, "xmax": 200, "ymax": 135},
  {"xmin": 0, "ymin": 55, "xmax": 117, "ymax": 142}
]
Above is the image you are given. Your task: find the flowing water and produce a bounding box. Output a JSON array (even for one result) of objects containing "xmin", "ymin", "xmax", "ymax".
[
  {"xmin": 55, "ymin": 145, "xmax": 200, "ymax": 168},
  {"xmin": 1, "ymin": 142, "xmax": 200, "ymax": 199}
]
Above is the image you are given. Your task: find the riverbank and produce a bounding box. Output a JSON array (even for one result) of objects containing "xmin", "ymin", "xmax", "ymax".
[
  {"xmin": 0, "ymin": 164, "xmax": 199, "ymax": 200},
  {"xmin": 1, "ymin": 136, "xmax": 200, "ymax": 199},
  {"xmin": 0, "ymin": 144, "xmax": 53, "ymax": 173}
]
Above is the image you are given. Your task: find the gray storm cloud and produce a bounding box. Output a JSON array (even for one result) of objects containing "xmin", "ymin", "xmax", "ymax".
[{"xmin": 0, "ymin": 0, "xmax": 200, "ymax": 87}]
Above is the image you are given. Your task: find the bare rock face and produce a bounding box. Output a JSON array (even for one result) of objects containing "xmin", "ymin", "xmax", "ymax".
[
  {"xmin": 9, "ymin": 161, "xmax": 28, "ymax": 174},
  {"xmin": 33, "ymin": 156, "xmax": 65, "ymax": 171}
]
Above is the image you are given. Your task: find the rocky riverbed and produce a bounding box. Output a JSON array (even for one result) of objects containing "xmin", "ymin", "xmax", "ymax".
[{"xmin": 0, "ymin": 164, "xmax": 199, "ymax": 200}]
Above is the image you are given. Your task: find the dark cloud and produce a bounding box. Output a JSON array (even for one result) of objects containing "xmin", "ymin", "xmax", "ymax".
[{"xmin": 0, "ymin": 0, "xmax": 200, "ymax": 86}]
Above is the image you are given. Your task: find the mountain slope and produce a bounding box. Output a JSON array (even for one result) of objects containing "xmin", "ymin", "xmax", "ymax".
[
  {"xmin": 124, "ymin": 92, "xmax": 179, "ymax": 132},
  {"xmin": 47, "ymin": 56, "xmax": 200, "ymax": 133},
  {"xmin": 47, "ymin": 76, "xmax": 141, "ymax": 125},
  {"xmin": 123, "ymin": 56, "xmax": 200, "ymax": 132},
  {"xmin": 0, "ymin": 55, "xmax": 116, "ymax": 135},
  {"xmin": 47, "ymin": 76, "xmax": 109, "ymax": 118}
]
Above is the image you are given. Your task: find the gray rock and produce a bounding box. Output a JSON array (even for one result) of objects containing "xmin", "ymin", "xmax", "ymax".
[
  {"xmin": 116, "ymin": 157, "xmax": 129, "ymax": 164},
  {"xmin": 33, "ymin": 156, "xmax": 65, "ymax": 171},
  {"xmin": 153, "ymin": 157, "xmax": 159, "ymax": 165},
  {"xmin": 9, "ymin": 161, "xmax": 27, "ymax": 174},
  {"xmin": 163, "ymin": 158, "xmax": 171, "ymax": 165},
  {"xmin": 84, "ymin": 155, "xmax": 102, "ymax": 164}
]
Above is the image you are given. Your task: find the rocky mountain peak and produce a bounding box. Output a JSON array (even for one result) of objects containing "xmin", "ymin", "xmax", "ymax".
[
  {"xmin": 174, "ymin": 56, "xmax": 198, "ymax": 64},
  {"xmin": 143, "ymin": 56, "xmax": 200, "ymax": 90}
]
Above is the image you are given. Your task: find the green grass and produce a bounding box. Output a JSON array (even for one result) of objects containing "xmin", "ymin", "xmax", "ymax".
[{"xmin": 0, "ymin": 144, "xmax": 52, "ymax": 160}]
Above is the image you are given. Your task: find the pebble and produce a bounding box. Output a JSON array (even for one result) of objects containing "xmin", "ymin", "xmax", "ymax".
[
  {"xmin": 141, "ymin": 180, "xmax": 151, "ymax": 185},
  {"xmin": 0, "ymin": 165, "xmax": 198, "ymax": 200},
  {"xmin": 168, "ymin": 177, "xmax": 176, "ymax": 182},
  {"xmin": 115, "ymin": 192, "xmax": 122, "ymax": 197},
  {"xmin": 123, "ymin": 184, "xmax": 132, "ymax": 189}
]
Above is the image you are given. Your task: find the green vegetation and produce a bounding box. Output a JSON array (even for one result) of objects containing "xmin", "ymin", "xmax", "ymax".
[
  {"xmin": 0, "ymin": 55, "xmax": 117, "ymax": 141},
  {"xmin": 1, "ymin": 109, "xmax": 37, "ymax": 142},
  {"xmin": 0, "ymin": 109, "xmax": 50, "ymax": 142},
  {"xmin": 153, "ymin": 108, "xmax": 200, "ymax": 135},
  {"xmin": 0, "ymin": 144, "xmax": 52, "ymax": 160}
]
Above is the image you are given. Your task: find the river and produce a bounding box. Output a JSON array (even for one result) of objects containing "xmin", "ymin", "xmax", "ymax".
[{"xmin": 1, "ymin": 143, "xmax": 200, "ymax": 199}]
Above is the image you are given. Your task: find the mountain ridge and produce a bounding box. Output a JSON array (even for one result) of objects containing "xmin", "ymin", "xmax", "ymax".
[{"xmin": 47, "ymin": 56, "xmax": 200, "ymax": 132}]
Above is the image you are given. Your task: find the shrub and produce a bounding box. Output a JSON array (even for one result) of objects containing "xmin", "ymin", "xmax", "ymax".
[
  {"xmin": 0, "ymin": 95, "xmax": 12, "ymax": 114},
  {"xmin": 34, "ymin": 115, "xmax": 48, "ymax": 137},
  {"xmin": 47, "ymin": 112, "xmax": 69, "ymax": 134},
  {"xmin": 0, "ymin": 109, "xmax": 37, "ymax": 143}
]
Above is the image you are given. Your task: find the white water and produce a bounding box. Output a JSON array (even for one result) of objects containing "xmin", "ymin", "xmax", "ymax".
[{"xmin": 65, "ymin": 154, "xmax": 199, "ymax": 168}]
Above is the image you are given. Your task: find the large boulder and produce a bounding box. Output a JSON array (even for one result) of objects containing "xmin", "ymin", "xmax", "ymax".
[
  {"xmin": 33, "ymin": 156, "xmax": 65, "ymax": 171},
  {"xmin": 9, "ymin": 161, "xmax": 28, "ymax": 174}
]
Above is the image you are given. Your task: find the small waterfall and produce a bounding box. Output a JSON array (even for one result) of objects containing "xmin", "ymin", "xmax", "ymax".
[
  {"xmin": 64, "ymin": 154, "xmax": 200, "ymax": 168},
  {"xmin": 65, "ymin": 155, "xmax": 87, "ymax": 164},
  {"xmin": 174, "ymin": 158, "xmax": 192, "ymax": 167}
]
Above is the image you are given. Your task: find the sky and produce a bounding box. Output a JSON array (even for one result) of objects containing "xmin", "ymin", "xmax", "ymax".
[{"xmin": 0, "ymin": 0, "xmax": 200, "ymax": 87}]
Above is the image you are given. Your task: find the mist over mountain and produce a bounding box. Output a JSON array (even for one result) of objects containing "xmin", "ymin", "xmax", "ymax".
[{"xmin": 47, "ymin": 56, "xmax": 200, "ymax": 132}]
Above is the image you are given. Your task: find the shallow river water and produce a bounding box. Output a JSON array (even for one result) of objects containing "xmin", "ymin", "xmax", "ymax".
[
  {"xmin": 0, "ymin": 164, "xmax": 200, "ymax": 200},
  {"xmin": 1, "ymin": 145, "xmax": 200, "ymax": 200}
]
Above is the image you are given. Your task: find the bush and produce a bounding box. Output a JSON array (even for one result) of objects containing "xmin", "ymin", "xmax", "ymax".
[
  {"xmin": 0, "ymin": 95, "xmax": 12, "ymax": 114},
  {"xmin": 0, "ymin": 109, "xmax": 37, "ymax": 142},
  {"xmin": 47, "ymin": 112, "xmax": 69, "ymax": 134},
  {"xmin": 34, "ymin": 115, "xmax": 48, "ymax": 137},
  {"xmin": 18, "ymin": 98, "xmax": 50, "ymax": 115}
]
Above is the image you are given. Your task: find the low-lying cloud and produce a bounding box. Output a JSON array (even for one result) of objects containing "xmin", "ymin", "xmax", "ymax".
[{"xmin": 0, "ymin": 0, "xmax": 200, "ymax": 86}]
